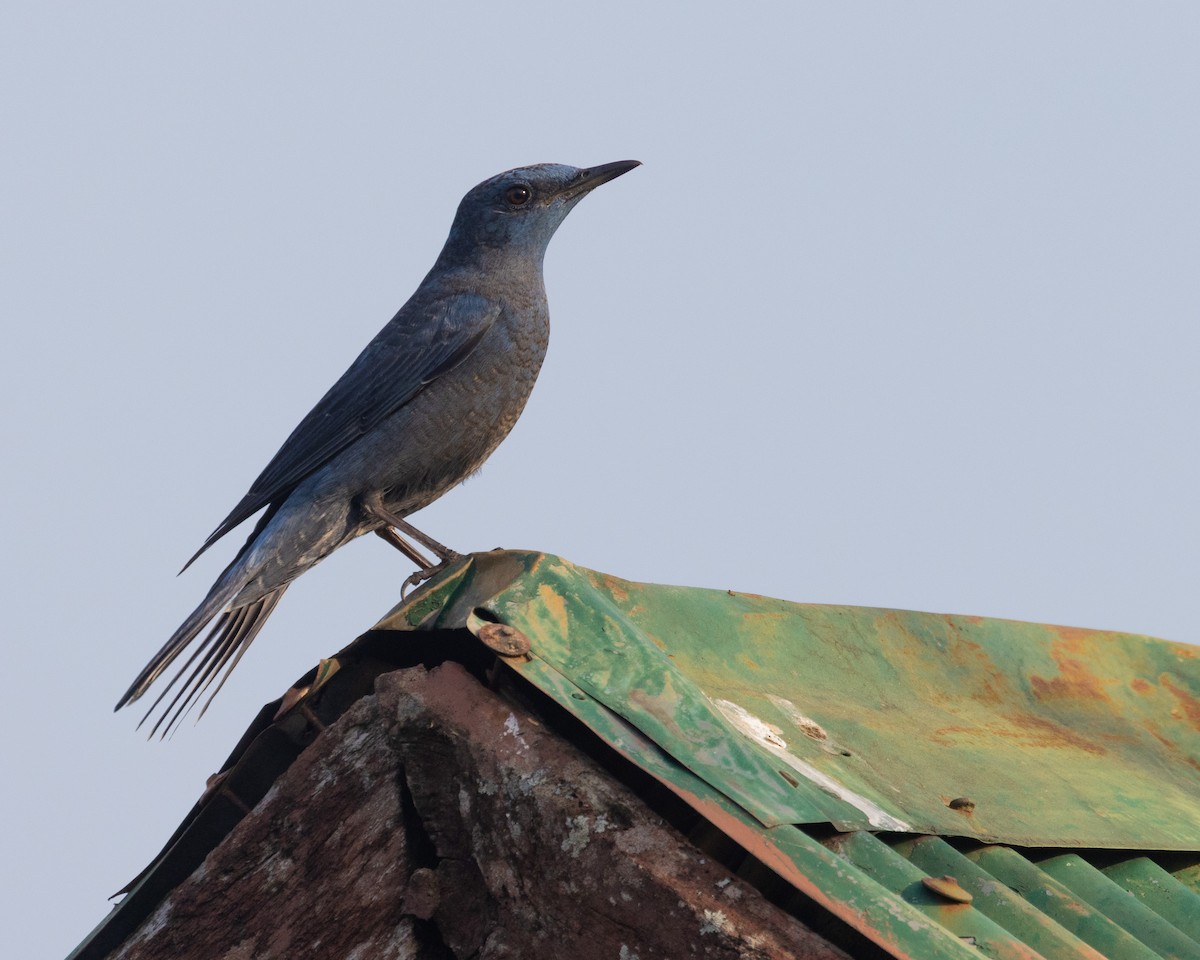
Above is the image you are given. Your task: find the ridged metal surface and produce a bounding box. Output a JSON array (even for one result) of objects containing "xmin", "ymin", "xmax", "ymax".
[
  {"xmin": 832, "ymin": 832, "xmax": 1200, "ymax": 959},
  {"xmin": 386, "ymin": 551, "xmax": 1200, "ymax": 958}
]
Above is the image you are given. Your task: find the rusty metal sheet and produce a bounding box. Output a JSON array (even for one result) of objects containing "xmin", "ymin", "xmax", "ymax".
[{"xmin": 380, "ymin": 550, "xmax": 1200, "ymax": 850}]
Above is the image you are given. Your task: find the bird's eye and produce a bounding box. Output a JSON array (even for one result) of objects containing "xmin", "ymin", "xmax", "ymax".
[{"xmin": 505, "ymin": 185, "xmax": 532, "ymax": 206}]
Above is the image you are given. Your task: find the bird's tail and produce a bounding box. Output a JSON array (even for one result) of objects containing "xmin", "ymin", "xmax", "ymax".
[{"xmin": 115, "ymin": 578, "xmax": 289, "ymax": 738}]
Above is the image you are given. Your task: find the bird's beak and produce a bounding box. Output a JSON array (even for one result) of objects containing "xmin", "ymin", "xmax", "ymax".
[{"xmin": 561, "ymin": 160, "xmax": 642, "ymax": 199}]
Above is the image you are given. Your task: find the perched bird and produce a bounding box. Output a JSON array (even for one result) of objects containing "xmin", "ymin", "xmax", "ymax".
[{"xmin": 117, "ymin": 160, "xmax": 640, "ymax": 734}]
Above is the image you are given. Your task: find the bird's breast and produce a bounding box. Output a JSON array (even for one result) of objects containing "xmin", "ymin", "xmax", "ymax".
[{"xmin": 338, "ymin": 303, "xmax": 551, "ymax": 515}]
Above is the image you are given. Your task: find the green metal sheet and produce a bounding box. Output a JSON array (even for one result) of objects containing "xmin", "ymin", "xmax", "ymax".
[
  {"xmin": 826, "ymin": 831, "xmax": 1046, "ymax": 960},
  {"xmin": 383, "ymin": 550, "xmax": 1200, "ymax": 958},
  {"xmin": 381, "ymin": 550, "xmax": 1200, "ymax": 849},
  {"xmin": 1036, "ymin": 855, "xmax": 1199, "ymax": 959},
  {"xmin": 968, "ymin": 846, "xmax": 1166, "ymax": 960},
  {"xmin": 896, "ymin": 836, "xmax": 1109, "ymax": 960},
  {"xmin": 1173, "ymin": 863, "xmax": 1200, "ymax": 896},
  {"xmin": 1102, "ymin": 859, "xmax": 1200, "ymax": 943}
]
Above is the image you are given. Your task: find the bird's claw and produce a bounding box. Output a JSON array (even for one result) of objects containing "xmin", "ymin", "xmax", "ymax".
[{"xmin": 401, "ymin": 554, "xmax": 461, "ymax": 600}]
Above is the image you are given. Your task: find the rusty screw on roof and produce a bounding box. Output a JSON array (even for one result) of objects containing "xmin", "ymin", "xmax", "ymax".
[
  {"xmin": 921, "ymin": 875, "xmax": 973, "ymax": 904},
  {"xmin": 478, "ymin": 622, "xmax": 531, "ymax": 657}
]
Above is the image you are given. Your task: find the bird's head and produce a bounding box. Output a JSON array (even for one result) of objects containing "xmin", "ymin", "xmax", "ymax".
[{"xmin": 442, "ymin": 161, "xmax": 640, "ymax": 265}]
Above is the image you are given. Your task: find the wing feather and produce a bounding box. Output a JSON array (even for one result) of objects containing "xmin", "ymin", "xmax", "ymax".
[{"xmin": 183, "ymin": 292, "xmax": 501, "ymax": 570}]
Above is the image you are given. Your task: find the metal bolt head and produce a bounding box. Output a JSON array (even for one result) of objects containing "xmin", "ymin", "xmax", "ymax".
[
  {"xmin": 478, "ymin": 622, "xmax": 531, "ymax": 657},
  {"xmin": 921, "ymin": 875, "xmax": 973, "ymax": 903}
]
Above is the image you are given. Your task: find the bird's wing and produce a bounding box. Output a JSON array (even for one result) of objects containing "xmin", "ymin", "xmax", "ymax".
[{"xmin": 183, "ymin": 292, "xmax": 502, "ymax": 569}]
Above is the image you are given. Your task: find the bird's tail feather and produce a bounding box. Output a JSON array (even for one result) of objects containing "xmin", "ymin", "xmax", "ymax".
[
  {"xmin": 115, "ymin": 568, "xmax": 289, "ymax": 737},
  {"xmin": 140, "ymin": 588, "xmax": 287, "ymax": 738},
  {"xmin": 115, "ymin": 579, "xmax": 241, "ymax": 711}
]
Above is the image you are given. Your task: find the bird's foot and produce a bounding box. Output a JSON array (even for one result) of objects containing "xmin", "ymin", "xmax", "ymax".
[
  {"xmin": 401, "ymin": 554, "xmax": 462, "ymax": 599},
  {"xmin": 360, "ymin": 493, "xmax": 462, "ymax": 599}
]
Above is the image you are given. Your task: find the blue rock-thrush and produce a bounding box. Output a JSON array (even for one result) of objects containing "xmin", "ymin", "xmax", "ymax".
[{"xmin": 117, "ymin": 160, "xmax": 640, "ymax": 733}]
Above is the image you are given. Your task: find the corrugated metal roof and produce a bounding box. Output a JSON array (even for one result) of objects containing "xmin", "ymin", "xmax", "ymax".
[
  {"xmin": 73, "ymin": 550, "xmax": 1200, "ymax": 959},
  {"xmin": 385, "ymin": 551, "xmax": 1200, "ymax": 848},
  {"xmin": 382, "ymin": 550, "xmax": 1200, "ymax": 958}
]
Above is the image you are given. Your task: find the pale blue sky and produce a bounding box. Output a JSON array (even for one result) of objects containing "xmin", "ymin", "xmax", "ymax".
[{"xmin": 4, "ymin": 4, "xmax": 1199, "ymax": 956}]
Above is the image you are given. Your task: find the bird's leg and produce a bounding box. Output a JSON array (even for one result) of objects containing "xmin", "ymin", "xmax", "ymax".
[
  {"xmin": 392, "ymin": 516, "xmax": 459, "ymax": 562},
  {"xmin": 360, "ymin": 493, "xmax": 461, "ymax": 597},
  {"xmin": 360, "ymin": 492, "xmax": 460, "ymax": 562},
  {"xmin": 373, "ymin": 526, "xmax": 434, "ymax": 569}
]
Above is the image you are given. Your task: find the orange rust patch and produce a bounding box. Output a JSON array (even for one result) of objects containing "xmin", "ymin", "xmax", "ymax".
[
  {"xmin": 1051, "ymin": 625, "xmax": 1101, "ymax": 642},
  {"xmin": 930, "ymin": 714, "xmax": 1107, "ymax": 756},
  {"xmin": 973, "ymin": 679, "xmax": 1009, "ymax": 706},
  {"xmin": 1030, "ymin": 630, "xmax": 1114, "ymax": 704},
  {"xmin": 924, "ymin": 677, "xmax": 1007, "ymax": 709},
  {"xmin": 534, "ymin": 583, "xmax": 570, "ymax": 635},
  {"xmin": 1030, "ymin": 665, "xmax": 1109, "ymax": 702},
  {"xmin": 938, "ymin": 626, "xmax": 1013, "ymax": 705},
  {"xmin": 1006, "ymin": 712, "xmax": 1108, "ymax": 755},
  {"xmin": 1130, "ymin": 677, "xmax": 1153, "ymax": 695},
  {"xmin": 1159, "ymin": 674, "xmax": 1200, "ymax": 731},
  {"xmin": 596, "ymin": 573, "xmax": 630, "ymax": 604},
  {"xmin": 866, "ymin": 615, "xmax": 1016, "ymax": 706}
]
